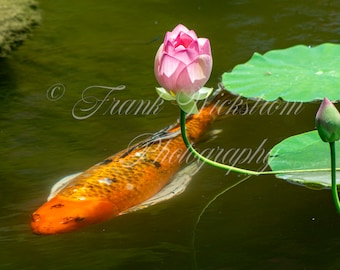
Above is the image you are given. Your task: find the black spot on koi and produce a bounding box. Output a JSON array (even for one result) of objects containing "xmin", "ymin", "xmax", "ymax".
[
  {"xmin": 50, "ymin": 203, "xmax": 64, "ymax": 209},
  {"xmin": 101, "ymin": 159, "xmax": 113, "ymax": 165},
  {"xmin": 61, "ymin": 216, "xmax": 85, "ymax": 224}
]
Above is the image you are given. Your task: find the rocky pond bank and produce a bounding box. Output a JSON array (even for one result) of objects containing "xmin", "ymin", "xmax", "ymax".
[{"xmin": 0, "ymin": 0, "xmax": 40, "ymax": 57}]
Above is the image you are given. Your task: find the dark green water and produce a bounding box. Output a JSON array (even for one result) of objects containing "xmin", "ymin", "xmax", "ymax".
[{"xmin": 1, "ymin": 0, "xmax": 340, "ymax": 269}]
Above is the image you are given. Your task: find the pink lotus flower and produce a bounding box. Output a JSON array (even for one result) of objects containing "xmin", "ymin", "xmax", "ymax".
[{"xmin": 154, "ymin": 24, "xmax": 212, "ymax": 95}]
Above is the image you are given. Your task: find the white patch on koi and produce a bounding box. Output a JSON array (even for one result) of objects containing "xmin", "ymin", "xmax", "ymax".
[
  {"xmin": 98, "ymin": 178, "xmax": 112, "ymax": 185},
  {"xmin": 134, "ymin": 152, "xmax": 143, "ymax": 157},
  {"xmin": 126, "ymin": 183, "xmax": 134, "ymax": 190}
]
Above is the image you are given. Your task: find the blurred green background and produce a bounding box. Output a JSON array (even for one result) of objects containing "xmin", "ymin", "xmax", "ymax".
[{"xmin": 1, "ymin": 1, "xmax": 340, "ymax": 269}]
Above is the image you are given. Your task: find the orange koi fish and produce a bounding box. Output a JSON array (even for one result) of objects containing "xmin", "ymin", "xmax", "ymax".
[{"xmin": 31, "ymin": 89, "xmax": 230, "ymax": 234}]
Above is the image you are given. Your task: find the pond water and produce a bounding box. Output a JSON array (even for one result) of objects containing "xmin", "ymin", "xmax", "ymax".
[{"xmin": 1, "ymin": 0, "xmax": 340, "ymax": 269}]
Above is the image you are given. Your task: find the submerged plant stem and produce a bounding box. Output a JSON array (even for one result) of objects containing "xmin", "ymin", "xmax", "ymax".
[
  {"xmin": 330, "ymin": 142, "xmax": 340, "ymax": 214},
  {"xmin": 191, "ymin": 175, "xmax": 251, "ymax": 269}
]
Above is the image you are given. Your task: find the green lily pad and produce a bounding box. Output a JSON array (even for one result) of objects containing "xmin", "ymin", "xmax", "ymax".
[
  {"xmin": 268, "ymin": 130, "xmax": 340, "ymax": 189},
  {"xmin": 222, "ymin": 43, "xmax": 340, "ymax": 102}
]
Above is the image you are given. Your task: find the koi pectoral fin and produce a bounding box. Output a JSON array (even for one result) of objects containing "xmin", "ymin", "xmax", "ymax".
[
  {"xmin": 120, "ymin": 161, "xmax": 202, "ymax": 215},
  {"xmin": 196, "ymin": 128, "xmax": 223, "ymax": 144},
  {"xmin": 47, "ymin": 172, "xmax": 82, "ymax": 201}
]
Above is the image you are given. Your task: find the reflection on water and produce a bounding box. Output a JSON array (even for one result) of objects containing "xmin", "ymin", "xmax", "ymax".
[{"xmin": 1, "ymin": 0, "xmax": 340, "ymax": 269}]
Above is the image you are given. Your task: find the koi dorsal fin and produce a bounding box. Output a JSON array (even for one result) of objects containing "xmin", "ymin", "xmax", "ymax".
[{"xmin": 119, "ymin": 123, "xmax": 181, "ymax": 158}]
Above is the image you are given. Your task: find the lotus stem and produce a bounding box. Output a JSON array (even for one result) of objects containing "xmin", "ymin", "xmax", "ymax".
[
  {"xmin": 180, "ymin": 109, "xmax": 340, "ymax": 177},
  {"xmin": 330, "ymin": 142, "xmax": 340, "ymax": 214},
  {"xmin": 180, "ymin": 110, "xmax": 260, "ymax": 176}
]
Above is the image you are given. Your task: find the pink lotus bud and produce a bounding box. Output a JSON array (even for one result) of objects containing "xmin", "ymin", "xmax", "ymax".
[
  {"xmin": 154, "ymin": 24, "xmax": 212, "ymax": 95},
  {"xmin": 315, "ymin": 97, "xmax": 340, "ymax": 142}
]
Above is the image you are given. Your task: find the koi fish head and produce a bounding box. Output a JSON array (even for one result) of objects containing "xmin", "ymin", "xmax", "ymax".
[{"xmin": 31, "ymin": 195, "xmax": 117, "ymax": 235}]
